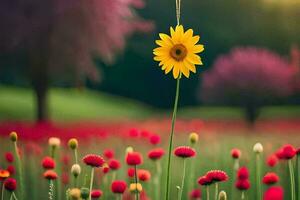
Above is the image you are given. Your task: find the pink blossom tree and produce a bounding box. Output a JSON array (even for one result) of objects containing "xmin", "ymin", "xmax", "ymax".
[
  {"xmin": 200, "ymin": 47, "xmax": 295, "ymax": 124},
  {"xmin": 0, "ymin": 0, "xmax": 153, "ymax": 121}
]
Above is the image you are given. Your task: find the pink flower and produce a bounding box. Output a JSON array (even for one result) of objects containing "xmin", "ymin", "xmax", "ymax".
[
  {"xmin": 206, "ymin": 170, "xmax": 228, "ymax": 183},
  {"xmin": 237, "ymin": 167, "xmax": 249, "ymax": 180},
  {"xmin": 111, "ymin": 180, "xmax": 127, "ymax": 194},
  {"xmin": 266, "ymin": 155, "xmax": 278, "ymax": 167},
  {"xmin": 149, "ymin": 134, "xmax": 161, "ymax": 145},
  {"xmin": 126, "ymin": 152, "xmax": 143, "ymax": 166},
  {"xmin": 263, "ymin": 172, "xmax": 279, "ymax": 185},
  {"xmin": 109, "ymin": 159, "xmax": 121, "ymax": 170},
  {"xmin": 147, "ymin": 148, "xmax": 165, "ymax": 160},
  {"xmin": 235, "ymin": 179, "xmax": 250, "ymax": 190},
  {"xmin": 263, "ymin": 186, "xmax": 284, "ymax": 200},
  {"xmin": 231, "ymin": 148, "xmax": 241, "ymax": 159},
  {"xmin": 5, "ymin": 152, "xmax": 14, "ymax": 163},
  {"xmin": 41, "ymin": 156, "xmax": 55, "ymax": 169}
]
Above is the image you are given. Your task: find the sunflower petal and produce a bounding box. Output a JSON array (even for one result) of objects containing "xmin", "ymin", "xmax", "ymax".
[
  {"xmin": 183, "ymin": 60, "xmax": 196, "ymax": 73},
  {"xmin": 182, "ymin": 29, "xmax": 193, "ymax": 43},
  {"xmin": 191, "ymin": 44, "xmax": 204, "ymax": 53},
  {"xmin": 180, "ymin": 64, "xmax": 190, "ymax": 78},
  {"xmin": 173, "ymin": 63, "xmax": 180, "ymax": 79},
  {"xmin": 187, "ymin": 54, "xmax": 202, "ymax": 65}
]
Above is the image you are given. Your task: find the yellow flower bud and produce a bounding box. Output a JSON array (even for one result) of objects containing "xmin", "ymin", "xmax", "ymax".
[
  {"xmin": 69, "ymin": 188, "xmax": 81, "ymax": 200},
  {"xmin": 126, "ymin": 146, "xmax": 134, "ymax": 154},
  {"xmin": 218, "ymin": 191, "xmax": 227, "ymax": 200},
  {"xmin": 68, "ymin": 138, "xmax": 78, "ymax": 150},
  {"xmin": 9, "ymin": 131, "xmax": 18, "ymax": 142},
  {"xmin": 71, "ymin": 164, "xmax": 81, "ymax": 177},
  {"xmin": 129, "ymin": 183, "xmax": 142, "ymax": 193},
  {"xmin": 189, "ymin": 132, "xmax": 199, "ymax": 144}
]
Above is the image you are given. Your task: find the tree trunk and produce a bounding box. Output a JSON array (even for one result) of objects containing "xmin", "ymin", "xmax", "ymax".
[
  {"xmin": 244, "ymin": 102, "xmax": 260, "ymax": 126},
  {"xmin": 33, "ymin": 80, "xmax": 48, "ymax": 122}
]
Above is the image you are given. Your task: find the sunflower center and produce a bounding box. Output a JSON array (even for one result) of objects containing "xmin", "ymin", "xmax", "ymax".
[{"xmin": 170, "ymin": 44, "xmax": 187, "ymax": 61}]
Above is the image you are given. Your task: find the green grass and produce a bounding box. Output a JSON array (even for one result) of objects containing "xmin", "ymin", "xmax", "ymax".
[{"xmin": 1, "ymin": 85, "xmax": 300, "ymax": 121}]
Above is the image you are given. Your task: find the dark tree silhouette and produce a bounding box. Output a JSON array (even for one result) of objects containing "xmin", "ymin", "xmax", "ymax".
[{"xmin": 0, "ymin": 0, "xmax": 153, "ymax": 121}]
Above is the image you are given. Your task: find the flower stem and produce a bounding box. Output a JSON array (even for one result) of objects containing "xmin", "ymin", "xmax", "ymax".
[
  {"xmin": 206, "ymin": 186, "xmax": 210, "ymax": 200},
  {"xmin": 289, "ymin": 159, "xmax": 296, "ymax": 200},
  {"xmin": 134, "ymin": 165, "xmax": 139, "ymax": 200},
  {"xmin": 49, "ymin": 180, "xmax": 54, "ymax": 200},
  {"xmin": 298, "ymin": 155, "xmax": 300, "ymax": 200},
  {"xmin": 89, "ymin": 168, "xmax": 94, "ymax": 200},
  {"xmin": 1, "ymin": 182, "xmax": 4, "ymax": 200},
  {"xmin": 241, "ymin": 191, "xmax": 245, "ymax": 200},
  {"xmin": 256, "ymin": 154, "xmax": 262, "ymax": 200},
  {"xmin": 74, "ymin": 149, "xmax": 78, "ymax": 164},
  {"xmin": 179, "ymin": 159, "xmax": 187, "ymax": 200},
  {"xmin": 13, "ymin": 142, "xmax": 24, "ymax": 198},
  {"xmin": 214, "ymin": 183, "xmax": 218, "ymax": 200},
  {"xmin": 12, "ymin": 192, "xmax": 18, "ymax": 200},
  {"xmin": 154, "ymin": 160, "xmax": 162, "ymax": 200},
  {"xmin": 165, "ymin": 77, "xmax": 181, "ymax": 200}
]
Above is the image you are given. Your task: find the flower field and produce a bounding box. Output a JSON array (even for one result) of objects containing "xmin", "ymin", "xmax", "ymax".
[{"xmin": 1, "ymin": 119, "xmax": 300, "ymax": 200}]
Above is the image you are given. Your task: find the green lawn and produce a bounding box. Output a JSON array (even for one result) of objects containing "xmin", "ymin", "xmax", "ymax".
[{"xmin": 0, "ymin": 85, "xmax": 300, "ymax": 121}]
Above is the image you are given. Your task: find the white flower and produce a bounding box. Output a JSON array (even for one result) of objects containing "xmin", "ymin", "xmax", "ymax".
[
  {"xmin": 71, "ymin": 164, "xmax": 81, "ymax": 177},
  {"xmin": 253, "ymin": 143, "xmax": 263, "ymax": 153},
  {"xmin": 48, "ymin": 137, "xmax": 61, "ymax": 148}
]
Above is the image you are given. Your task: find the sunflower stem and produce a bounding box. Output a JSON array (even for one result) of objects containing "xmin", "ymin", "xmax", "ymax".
[
  {"xmin": 134, "ymin": 165, "xmax": 139, "ymax": 200},
  {"xmin": 165, "ymin": 77, "xmax": 181, "ymax": 200},
  {"xmin": 289, "ymin": 159, "xmax": 296, "ymax": 200},
  {"xmin": 179, "ymin": 159, "xmax": 187, "ymax": 200},
  {"xmin": 89, "ymin": 168, "xmax": 94, "ymax": 200}
]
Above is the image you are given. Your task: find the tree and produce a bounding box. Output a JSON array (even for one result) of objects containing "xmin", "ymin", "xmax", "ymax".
[
  {"xmin": 200, "ymin": 47, "xmax": 295, "ymax": 124},
  {"xmin": 0, "ymin": 0, "xmax": 153, "ymax": 121}
]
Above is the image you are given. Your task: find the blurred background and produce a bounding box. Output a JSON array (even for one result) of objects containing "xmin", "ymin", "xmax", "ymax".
[{"xmin": 0, "ymin": 0, "xmax": 300, "ymax": 125}]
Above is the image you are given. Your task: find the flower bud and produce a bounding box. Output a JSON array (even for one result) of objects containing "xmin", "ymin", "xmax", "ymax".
[
  {"xmin": 125, "ymin": 146, "xmax": 134, "ymax": 154},
  {"xmin": 129, "ymin": 183, "xmax": 143, "ymax": 193},
  {"xmin": 68, "ymin": 138, "xmax": 78, "ymax": 150},
  {"xmin": 69, "ymin": 188, "xmax": 81, "ymax": 200},
  {"xmin": 9, "ymin": 132, "xmax": 18, "ymax": 142},
  {"xmin": 80, "ymin": 187, "xmax": 90, "ymax": 199},
  {"xmin": 189, "ymin": 132, "xmax": 199, "ymax": 144},
  {"xmin": 48, "ymin": 137, "xmax": 61, "ymax": 148},
  {"xmin": 218, "ymin": 191, "xmax": 227, "ymax": 200},
  {"xmin": 253, "ymin": 143, "xmax": 263, "ymax": 153},
  {"xmin": 71, "ymin": 164, "xmax": 81, "ymax": 177}
]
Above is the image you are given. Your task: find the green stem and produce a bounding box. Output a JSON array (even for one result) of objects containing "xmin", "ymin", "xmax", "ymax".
[
  {"xmin": 241, "ymin": 191, "xmax": 245, "ymax": 200},
  {"xmin": 297, "ymin": 154, "xmax": 300, "ymax": 200},
  {"xmin": 214, "ymin": 183, "xmax": 218, "ymax": 200},
  {"xmin": 112, "ymin": 171, "xmax": 117, "ymax": 183},
  {"xmin": 165, "ymin": 77, "xmax": 181, "ymax": 200},
  {"xmin": 49, "ymin": 180, "xmax": 54, "ymax": 200},
  {"xmin": 1, "ymin": 182, "xmax": 4, "ymax": 200},
  {"xmin": 256, "ymin": 154, "xmax": 262, "ymax": 200},
  {"xmin": 289, "ymin": 159, "xmax": 296, "ymax": 200},
  {"xmin": 12, "ymin": 192, "xmax": 18, "ymax": 200},
  {"xmin": 74, "ymin": 149, "xmax": 78, "ymax": 164},
  {"xmin": 179, "ymin": 159, "xmax": 187, "ymax": 200},
  {"xmin": 89, "ymin": 168, "xmax": 94, "ymax": 200},
  {"xmin": 154, "ymin": 160, "xmax": 162, "ymax": 200},
  {"xmin": 206, "ymin": 186, "xmax": 210, "ymax": 200},
  {"xmin": 9, "ymin": 193, "xmax": 13, "ymax": 200},
  {"xmin": 134, "ymin": 165, "xmax": 139, "ymax": 200},
  {"xmin": 13, "ymin": 142, "xmax": 24, "ymax": 198}
]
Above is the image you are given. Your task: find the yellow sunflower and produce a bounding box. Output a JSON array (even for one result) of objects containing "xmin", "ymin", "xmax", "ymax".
[{"xmin": 153, "ymin": 25, "xmax": 204, "ymax": 79}]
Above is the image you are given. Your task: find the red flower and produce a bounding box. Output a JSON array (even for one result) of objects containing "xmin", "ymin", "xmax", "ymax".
[
  {"xmin": 43, "ymin": 170, "xmax": 58, "ymax": 180},
  {"xmin": 140, "ymin": 130, "xmax": 150, "ymax": 138},
  {"xmin": 109, "ymin": 159, "xmax": 121, "ymax": 170},
  {"xmin": 102, "ymin": 164, "xmax": 110, "ymax": 174},
  {"xmin": 4, "ymin": 178, "xmax": 17, "ymax": 191},
  {"xmin": 6, "ymin": 165, "xmax": 15, "ymax": 175},
  {"xmin": 266, "ymin": 155, "xmax": 278, "ymax": 167},
  {"xmin": 189, "ymin": 189, "xmax": 201, "ymax": 199},
  {"xmin": 276, "ymin": 144, "xmax": 296, "ymax": 160},
  {"xmin": 126, "ymin": 152, "xmax": 143, "ymax": 166},
  {"xmin": 91, "ymin": 189, "xmax": 103, "ymax": 199},
  {"xmin": 263, "ymin": 172, "xmax": 279, "ymax": 185},
  {"xmin": 147, "ymin": 148, "xmax": 165, "ymax": 160},
  {"xmin": 111, "ymin": 180, "xmax": 127, "ymax": 194},
  {"xmin": 231, "ymin": 148, "xmax": 241, "ymax": 159},
  {"xmin": 61, "ymin": 172, "xmax": 69, "ymax": 185},
  {"xmin": 42, "ymin": 156, "xmax": 56, "ymax": 169},
  {"xmin": 61, "ymin": 155, "xmax": 70, "ymax": 166},
  {"xmin": 104, "ymin": 149, "xmax": 115, "ymax": 159},
  {"xmin": 149, "ymin": 134, "xmax": 161, "ymax": 145},
  {"xmin": 296, "ymin": 148, "xmax": 300, "ymax": 155},
  {"xmin": 197, "ymin": 176, "xmax": 212, "ymax": 186},
  {"xmin": 83, "ymin": 154, "xmax": 105, "ymax": 168},
  {"xmin": 5, "ymin": 152, "xmax": 14, "ymax": 163},
  {"xmin": 174, "ymin": 146, "xmax": 196, "ymax": 158},
  {"xmin": 138, "ymin": 169, "xmax": 151, "ymax": 182},
  {"xmin": 206, "ymin": 170, "xmax": 228, "ymax": 183},
  {"xmin": 263, "ymin": 186, "xmax": 283, "ymax": 200},
  {"xmin": 127, "ymin": 168, "xmax": 135, "ymax": 178},
  {"xmin": 235, "ymin": 179, "xmax": 250, "ymax": 190},
  {"xmin": 237, "ymin": 167, "xmax": 249, "ymax": 180},
  {"xmin": 129, "ymin": 128, "xmax": 140, "ymax": 138}
]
